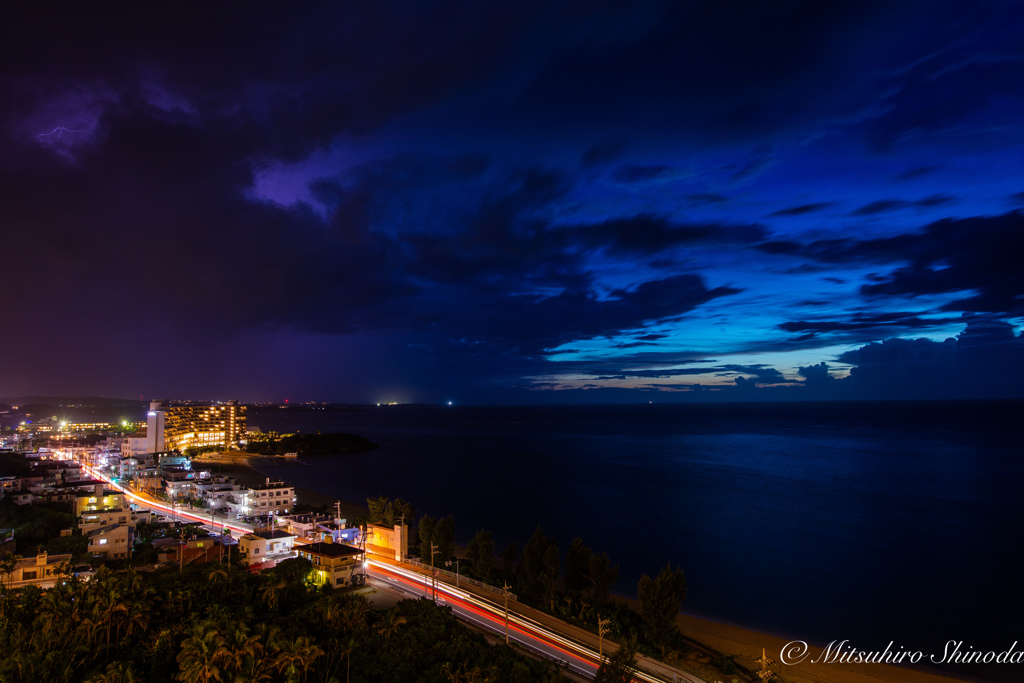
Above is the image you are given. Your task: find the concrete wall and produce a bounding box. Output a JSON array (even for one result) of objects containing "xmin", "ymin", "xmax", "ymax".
[{"xmin": 366, "ymin": 523, "xmax": 408, "ymax": 561}]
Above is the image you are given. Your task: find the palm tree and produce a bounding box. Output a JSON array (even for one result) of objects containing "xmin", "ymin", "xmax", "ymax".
[
  {"xmin": 122, "ymin": 598, "xmax": 150, "ymax": 640},
  {"xmin": 274, "ymin": 636, "xmax": 323, "ymax": 683},
  {"xmin": 234, "ymin": 656, "xmax": 275, "ymax": 683},
  {"xmin": 376, "ymin": 610, "xmax": 407, "ymax": 640},
  {"xmin": 258, "ymin": 577, "xmax": 286, "ymax": 609},
  {"xmin": 122, "ymin": 567, "xmax": 144, "ymax": 594},
  {"xmin": 98, "ymin": 582, "xmax": 129, "ymax": 649},
  {"xmin": 39, "ymin": 587, "xmax": 69, "ymax": 623},
  {"xmin": 339, "ymin": 597, "xmax": 370, "ymax": 634},
  {"xmin": 176, "ymin": 621, "xmax": 227, "ymax": 683},
  {"xmin": 221, "ymin": 624, "xmax": 259, "ymax": 679},
  {"xmin": 245, "ymin": 622, "xmax": 284, "ymax": 681},
  {"xmin": 336, "ymin": 635, "xmax": 356, "ymax": 683},
  {"xmin": 0, "ymin": 553, "xmax": 22, "ymax": 590},
  {"xmin": 85, "ymin": 661, "xmax": 137, "ymax": 683}
]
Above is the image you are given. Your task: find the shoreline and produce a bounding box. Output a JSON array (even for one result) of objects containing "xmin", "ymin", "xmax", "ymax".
[
  {"xmin": 671, "ymin": 610, "xmax": 978, "ymax": 683},
  {"xmin": 604, "ymin": 592, "xmax": 978, "ymax": 683},
  {"xmin": 192, "ymin": 451, "xmax": 979, "ymax": 683}
]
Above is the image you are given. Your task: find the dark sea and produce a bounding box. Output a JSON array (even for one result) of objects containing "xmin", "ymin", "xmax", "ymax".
[{"xmin": 248, "ymin": 400, "xmax": 1023, "ymax": 682}]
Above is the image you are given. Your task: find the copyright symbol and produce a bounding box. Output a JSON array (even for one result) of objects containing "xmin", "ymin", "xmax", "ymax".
[{"xmin": 781, "ymin": 640, "xmax": 809, "ymax": 665}]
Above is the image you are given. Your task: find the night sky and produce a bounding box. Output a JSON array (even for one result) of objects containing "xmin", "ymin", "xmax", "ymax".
[{"xmin": 3, "ymin": 1, "xmax": 1023, "ymax": 404}]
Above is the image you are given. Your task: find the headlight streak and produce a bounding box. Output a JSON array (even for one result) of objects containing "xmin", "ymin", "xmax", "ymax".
[
  {"xmin": 369, "ymin": 573, "xmax": 594, "ymax": 678},
  {"xmin": 76, "ymin": 455, "xmax": 673, "ymax": 683},
  {"xmin": 80, "ymin": 462, "xmax": 251, "ymax": 535},
  {"xmin": 367, "ymin": 559, "xmax": 668, "ymax": 683}
]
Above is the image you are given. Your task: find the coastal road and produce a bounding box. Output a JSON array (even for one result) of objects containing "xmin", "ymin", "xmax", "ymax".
[
  {"xmin": 367, "ymin": 558, "xmax": 707, "ymax": 683},
  {"xmin": 76, "ymin": 461, "xmax": 254, "ymax": 536},
  {"xmin": 74, "ymin": 456, "xmax": 703, "ymax": 682}
]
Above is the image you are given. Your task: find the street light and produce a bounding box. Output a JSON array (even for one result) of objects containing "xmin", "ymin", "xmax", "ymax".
[{"xmin": 445, "ymin": 558, "xmax": 460, "ymax": 588}]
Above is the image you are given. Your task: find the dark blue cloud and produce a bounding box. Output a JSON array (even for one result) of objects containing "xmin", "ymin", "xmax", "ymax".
[
  {"xmin": 769, "ymin": 202, "xmax": 836, "ymax": 217},
  {"xmin": 895, "ymin": 166, "xmax": 940, "ymax": 182},
  {"xmin": 848, "ymin": 195, "xmax": 955, "ymax": 216},
  {"xmin": 2, "ymin": 0, "xmax": 1023, "ymax": 401},
  {"xmin": 835, "ymin": 320, "xmax": 1024, "ymax": 399},
  {"xmin": 613, "ymin": 165, "xmax": 672, "ymax": 183}
]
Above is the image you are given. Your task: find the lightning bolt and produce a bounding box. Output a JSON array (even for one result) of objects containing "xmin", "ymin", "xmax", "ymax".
[{"xmin": 37, "ymin": 122, "xmax": 94, "ymax": 139}]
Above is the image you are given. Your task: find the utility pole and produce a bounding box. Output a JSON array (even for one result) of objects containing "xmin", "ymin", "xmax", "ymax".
[
  {"xmin": 503, "ymin": 581, "xmax": 511, "ymax": 644},
  {"xmin": 597, "ymin": 614, "xmax": 610, "ymax": 659},
  {"xmin": 361, "ymin": 524, "xmax": 367, "ymax": 583},
  {"xmin": 430, "ymin": 543, "xmax": 439, "ymax": 602}
]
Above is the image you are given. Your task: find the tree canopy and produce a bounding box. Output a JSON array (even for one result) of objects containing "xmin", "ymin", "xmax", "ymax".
[{"xmin": 637, "ymin": 562, "xmax": 687, "ymax": 658}]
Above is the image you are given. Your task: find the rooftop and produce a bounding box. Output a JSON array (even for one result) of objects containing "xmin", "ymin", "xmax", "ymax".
[
  {"xmin": 280, "ymin": 513, "xmax": 333, "ymax": 524},
  {"xmin": 85, "ymin": 524, "xmax": 122, "ymax": 539},
  {"xmin": 15, "ymin": 552, "xmax": 71, "ymax": 568},
  {"xmin": 251, "ymin": 478, "xmax": 292, "ymax": 490},
  {"xmin": 299, "ymin": 542, "xmax": 363, "ymax": 558},
  {"xmin": 253, "ymin": 529, "xmax": 295, "ymax": 540}
]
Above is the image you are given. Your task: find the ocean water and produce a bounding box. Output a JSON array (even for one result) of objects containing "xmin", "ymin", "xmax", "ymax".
[{"xmin": 248, "ymin": 401, "xmax": 1023, "ymax": 681}]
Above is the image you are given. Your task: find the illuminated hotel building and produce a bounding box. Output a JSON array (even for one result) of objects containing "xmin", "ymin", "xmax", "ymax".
[{"xmin": 147, "ymin": 400, "xmax": 246, "ymax": 452}]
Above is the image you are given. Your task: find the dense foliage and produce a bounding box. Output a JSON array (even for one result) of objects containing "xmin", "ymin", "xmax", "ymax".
[
  {"xmin": 182, "ymin": 445, "xmax": 221, "ymax": 459},
  {"xmin": 366, "ymin": 496, "xmax": 416, "ymax": 527},
  {"xmin": 0, "ymin": 499, "xmax": 78, "ymax": 553},
  {"xmin": 245, "ymin": 433, "xmax": 378, "ymax": 456},
  {"xmin": 0, "ymin": 560, "xmax": 566, "ymax": 683},
  {"xmin": 403, "ymin": 505, "xmax": 694, "ymax": 668}
]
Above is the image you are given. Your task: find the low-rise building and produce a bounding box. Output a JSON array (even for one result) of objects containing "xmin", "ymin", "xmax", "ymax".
[
  {"xmin": 86, "ymin": 524, "xmax": 131, "ymax": 560},
  {"xmin": 296, "ymin": 540, "xmax": 365, "ymax": 588},
  {"xmin": 80, "ymin": 509, "xmax": 133, "ymax": 530},
  {"xmin": 4, "ymin": 552, "xmax": 71, "ymax": 589},
  {"xmin": 74, "ymin": 489, "xmax": 126, "ymax": 516},
  {"xmin": 163, "ymin": 469, "xmax": 200, "ymax": 500},
  {"xmin": 236, "ymin": 478, "xmax": 295, "ymax": 518},
  {"xmin": 33, "ymin": 485, "xmax": 86, "ymax": 507},
  {"xmin": 318, "ymin": 521, "xmax": 361, "ymax": 545},
  {"xmin": 79, "ymin": 507, "xmax": 149, "ymax": 531},
  {"xmin": 119, "ymin": 457, "xmax": 139, "ymax": 481},
  {"xmin": 366, "ymin": 522, "xmax": 408, "ymax": 562},
  {"xmin": 0, "ymin": 475, "xmax": 19, "ymax": 496},
  {"xmin": 277, "ymin": 512, "xmax": 334, "ymax": 539},
  {"xmin": 7, "ymin": 491, "xmax": 35, "ymax": 505},
  {"xmin": 239, "ymin": 529, "xmax": 297, "ymax": 569},
  {"xmin": 137, "ymin": 469, "xmax": 163, "ymax": 494},
  {"xmin": 120, "ymin": 435, "xmax": 149, "ymax": 460},
  {"xmin": 194, "ymin": 476, "xmax": 241, "ymax": 512},
  {"xmin": 154, "ymin": 535, "xmax": 226, "ymax": 566}
]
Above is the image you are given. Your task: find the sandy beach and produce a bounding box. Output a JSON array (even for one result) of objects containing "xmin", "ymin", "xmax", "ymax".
[
  {"xmin": 672, "ymin": 611, "xmax": 976, "ymax": 683},
  {"xmin": 602, "ymin": 590, "xmax": 981, "ymax": 683}
]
